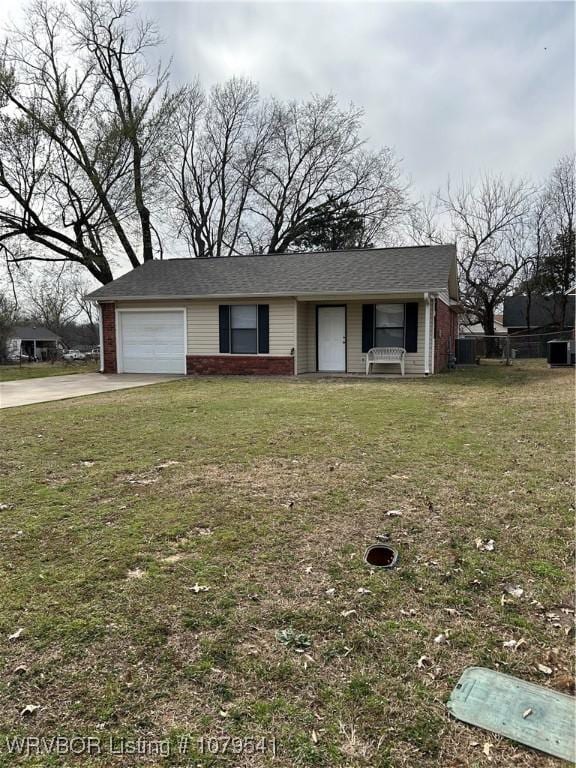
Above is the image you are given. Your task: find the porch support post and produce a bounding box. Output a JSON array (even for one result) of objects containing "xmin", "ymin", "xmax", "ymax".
[
  {"xmin": 424, "ymin": 292, "xmax": 431, "ymax": 375},
  {"xmin": 98, "ymin": 303, "xmax": 104, "ymax": 373}
]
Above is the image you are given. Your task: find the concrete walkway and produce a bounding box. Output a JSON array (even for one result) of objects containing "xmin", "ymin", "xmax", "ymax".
[{"xmin": 0, "ymin": 373, "xmax": 181, "ymax": 409}]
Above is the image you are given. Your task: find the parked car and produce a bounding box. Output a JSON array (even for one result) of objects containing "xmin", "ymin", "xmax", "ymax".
[
  {"xmin": 62, "ymin": 349, "xmax": 86, "ymax": 361},
  {"xmin": 86, "ymin": 347, "xmax": 100, "ymax": 360}
]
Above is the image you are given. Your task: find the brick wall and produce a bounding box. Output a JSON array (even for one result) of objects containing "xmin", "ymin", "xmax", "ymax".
[
  {"xmin": 434, "ymin": 299, "xmax": 458, "ymax": 372},
  {"xmin": 187, "ymin": 355, "xmax": 294, "ymax": 376},
  {"xmin": 100, "ymin": 302, "xmax": 117, "ymax": 373}
]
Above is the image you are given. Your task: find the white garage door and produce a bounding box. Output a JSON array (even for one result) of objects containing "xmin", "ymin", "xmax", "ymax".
[{"xmin": 119, "ymin": 311, "xmax": 186, "ymax": 374}]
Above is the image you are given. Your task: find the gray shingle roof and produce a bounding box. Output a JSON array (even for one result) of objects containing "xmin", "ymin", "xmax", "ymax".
[
  {"xmin": 503, "ymin": 295, "xmax": 576, "ymax": 328},
  {"xmin": 88, "ymin": 245, "xmax": 457, "ymax": 301},
  {"xmin": 10, "ymin": 326, "xmax": 61, "ymax": 341}
]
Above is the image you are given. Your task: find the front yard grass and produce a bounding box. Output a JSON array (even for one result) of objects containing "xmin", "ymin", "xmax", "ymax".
[
  {"xmin": 0, "ymin": 361, "xmax": 98, "ymax": 382},
  {"xmin": 0, "ymin": 361, "xmax": 573, "ymax": 767}
]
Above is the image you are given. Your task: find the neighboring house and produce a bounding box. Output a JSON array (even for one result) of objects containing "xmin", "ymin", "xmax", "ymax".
[
  {"xmin": 460, "ymin": 313, "xmax": 507, "ymax": 336},
  {"xmin": 503, "ymin": 295, "xmax": 576, "ymax": 334},
  {"xmin": 88, "ymin": 245, "xmax": 459, "ymax": 376},
  {"xmin": 6, "ymin": 326, "xmax": 66, "ymax": 361}
]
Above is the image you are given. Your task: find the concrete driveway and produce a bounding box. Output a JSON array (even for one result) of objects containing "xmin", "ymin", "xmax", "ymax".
[{"xmin": 0, "ymin": 373, "xmax": 181, "ymax": 409}]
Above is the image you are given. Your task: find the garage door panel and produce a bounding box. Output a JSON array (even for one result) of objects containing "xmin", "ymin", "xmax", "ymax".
[{"xmin": 119, "ymin": 311, "xmax": 185, "ymax": 374}]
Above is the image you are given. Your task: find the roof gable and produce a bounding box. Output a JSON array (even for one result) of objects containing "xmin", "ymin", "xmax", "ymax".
[{"xmin": 10, "ymin": 326, "xmax": 61, "ymax": 341}]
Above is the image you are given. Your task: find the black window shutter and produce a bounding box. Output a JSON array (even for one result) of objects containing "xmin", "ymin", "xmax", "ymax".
[
  {"xmin": 362, "ymin": 304, "xmax": 375, "ymax": 353},
  {"xmin": 257, "ymin": 304, "xmax": 269, "ymax": 353},
  {"xmin": 219, "ymin": 305, "xmax": 230, "ymax": 353},
  {"xmin": 405, "ymin": 302, "xmax": 418, "ymax": 352}
]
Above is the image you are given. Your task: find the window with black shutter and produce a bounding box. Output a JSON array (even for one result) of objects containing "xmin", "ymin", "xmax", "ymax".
[
  {"xmin": 230, "ymin": 305, "xmax": 258, "ymax": 354},
  {"xmin": 220, "ymin": 304, "xmax": 270, "ymax": 354},
  {"xmin": 374, "ymin": 304, "xmax": 405, "ymax": 347},
  {"xmin": 362, "ymin": 302, "xmax": 418, "ymax": 353}
]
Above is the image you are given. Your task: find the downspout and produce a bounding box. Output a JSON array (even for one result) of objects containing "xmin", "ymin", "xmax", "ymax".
[
  {"xmin": 98, "ymin": 304, "xmax": 104, "ymax": 373},
  {"xmin": 424, "ymin": 292, "xmax": 431, "ymax": 375},
  {"xmin": 431, "ymin": 297, "xmax": 437, "ymax": 375}
]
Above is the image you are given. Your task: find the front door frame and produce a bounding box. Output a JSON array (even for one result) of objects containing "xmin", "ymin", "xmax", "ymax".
[{"xmin": 315, "ymin": 304, "xmax": 347, "ymax": 372}]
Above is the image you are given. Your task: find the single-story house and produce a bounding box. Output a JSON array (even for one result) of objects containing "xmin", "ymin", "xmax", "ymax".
[
  {"xmin": 503, "ymin": 295, "xmax": 575, "ymax": 334},
  {"xmin": 87, "ymin": 245, "xmax": 459, "ymax": 376},
  {"xmin": 460, "ymin": 313, "xmax": 507, "ymax": 336},
  {"xmin": 6, "ymin": 326, "xmax": 66, "ymax": 361}
]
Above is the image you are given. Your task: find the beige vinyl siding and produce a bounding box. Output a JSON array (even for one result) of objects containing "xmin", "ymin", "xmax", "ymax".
[
  {"xmin": 186, "ymin": 298, "xmax": 296, "ymax": 356},
  {"xmin": 117, "ymin": 298, "xmax": 297, "ymax": 356},
  {"xmin": 295, "ymin": 298, "xmax": 430, "ymax": 375}
]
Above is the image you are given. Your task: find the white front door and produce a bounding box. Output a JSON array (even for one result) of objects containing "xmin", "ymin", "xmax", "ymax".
[
  {"xmin": 317, "ymin": 306, "xmax": 346, "ymax": 372},
  {"xmin": 118, "ymin": 310, "xmax": 186, "ymax": 374}
]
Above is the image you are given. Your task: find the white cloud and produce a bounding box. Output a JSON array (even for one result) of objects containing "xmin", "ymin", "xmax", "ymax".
[{"xmin": 147, "ymin": 0, "xmax": 574, "ymax": 194}]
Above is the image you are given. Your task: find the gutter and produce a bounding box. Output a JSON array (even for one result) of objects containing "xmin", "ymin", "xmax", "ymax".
[
  {"xmin": 87, "ymin": 288, "xmax": 447, "ymax": 303},
  {"xmin": 424, "ymin": 292, "xmax": 437, "ymax": 375},
  {"xmin": 98, "ymin": 305, "xmax": 104, "ymax": 373}
]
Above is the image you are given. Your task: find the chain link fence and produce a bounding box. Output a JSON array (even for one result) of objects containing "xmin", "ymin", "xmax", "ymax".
[{"xmin": 456, "ymin": 330, "xmax": 574, "ymax": 365}]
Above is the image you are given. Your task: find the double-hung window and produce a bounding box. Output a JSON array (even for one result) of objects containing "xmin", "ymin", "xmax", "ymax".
[
  {"xmin": 230, "ymin": 305, "xmax": 257, "ymax": 354},
  {"xmin": 374, "ymin": 304, "xmax": 405, "ymax": 347}
]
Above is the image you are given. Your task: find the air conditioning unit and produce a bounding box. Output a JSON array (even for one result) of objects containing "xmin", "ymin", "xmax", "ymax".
[{"xmin": 547, "ymin": 340, "xmax": 574, "ymax": 367}]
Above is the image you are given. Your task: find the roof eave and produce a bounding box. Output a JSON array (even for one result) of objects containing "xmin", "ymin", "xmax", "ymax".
[{"xmin": 88, "ymin": 287, "xmax": 445, "ymax": 302}]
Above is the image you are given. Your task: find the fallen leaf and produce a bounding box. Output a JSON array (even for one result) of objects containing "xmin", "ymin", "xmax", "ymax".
[
  {"xmin": 311, "ymin": 730, "xmax": 319, "ymax": 744},
  {"xmin": 8, "ymin": 628, "xmax": 23, "ymax": 641},
  {"xmin": 156, "ymin": 460, "xmax": 180, "ymax": 469},
  {"xmin": 0, "ymin": 503, "xmax": 13, "ymax": 511},
  {"xmin": 433, "ymin": 633, "xmax": 448, "ymax": 644},
  {"xmin": 81, "ymin": 461, "xmax": 95, "ymax": 467},
  {"xmin": 537, "ymin": 664, "xmax": 552, "ymax": 675},
  {"xmin": 386, "ymin": 510, "xmax": 403, "ymax": 517},
  {"xmin": 189, "ymin": 583, "xmax": 209, "ymax": 593},
  {"xmin": 483, "ymin": 741, "xmax": 492, "ymax": 759},
  {"xmin": 475, "ymin": 538, "xmax": 495, "ymax": 552},
  {"xmin": 340, "ymin": 609, "xmax": 357, "ymax": 618},
  {"xmin": 417, "ymin": 655, "xmax": 431, "ymax": 669},
  {"xmin": 356, "ymin": 587, "xmax": 371, "ymax": 594},
  {"xmin": 304, "ymin": 566, "xmax": 313, "ymax": 574},
  {"xmin": 20, "ymin": 705, "xmax": 40, "ymax": 717},
  {"xmin": 127, "ymin": 568, "xmax": 146, "ymax": 580},
  {"xmin": 325, "ymin": 588, "xmax": 336, "ymax": 596},
  {"xmin": 503, "ymin": 585, "xmax": 524, "ymax": 599},
  {"xmin": 13, "ymin": 665, "xmax": 27, "ymax": 674}
]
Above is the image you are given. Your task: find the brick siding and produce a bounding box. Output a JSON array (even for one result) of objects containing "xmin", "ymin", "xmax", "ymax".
[
  {"xmin": 434, "ymin": 298, "xmax": 458, "ymax": 372},
  {"xmin": 100, "ymin": 302, "xmax": 117, "ymax": 373},
  {"xmin": 187, "ymin": 355, "xmax": 294, "ymax": 376}
]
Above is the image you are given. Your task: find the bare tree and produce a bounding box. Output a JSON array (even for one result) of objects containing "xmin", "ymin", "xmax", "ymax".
[
  {"xmin": 25, "ymin": 265, "xmax": 85, "ymax": 331},
  {"xmin": 252, "ymin": 95, "xmax": 406, "ymax": 253},
  {"xmin": 167, "ymin": 86, "xmax": 407, "ymax": 256},
  {"xmin": 514, "ymin": 190, "xmax": 552, "ymax": 329},
  {"xmin": 406, "ymin": 192, "xmax": 446, "ymax": 246},
  {"xmin": 0, "ymin": 290, "xmax": 18, "ymax": 360},
  {"xmin": 165, "ymin": 78, "xmax": 273, "ymax": 258},
  {"xmin": 540, "ymin": 155, "xmax": 575, "ymax": 326},
  {"xmin": 0, "ymin": 0, "xmax": 176, "ymax": 284},
  {"xmin": 442, "ymin": 174, "xmax": 533, "ymax": 336}
]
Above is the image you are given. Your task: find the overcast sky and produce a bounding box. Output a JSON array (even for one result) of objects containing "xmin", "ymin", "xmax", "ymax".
[{"xmin": 143, "ymin": 0, "xmax": 574, "ymax": 197}]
